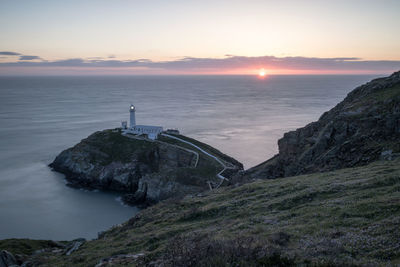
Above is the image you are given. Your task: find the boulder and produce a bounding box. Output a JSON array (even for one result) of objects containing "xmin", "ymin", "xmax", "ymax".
[
  {"xmin": 0, "ymin": 250, "xmax": 17, "ymax": 267},
  {"xmin": 65, "ymin": 238, "xmax": 86, "ymax": 256}
]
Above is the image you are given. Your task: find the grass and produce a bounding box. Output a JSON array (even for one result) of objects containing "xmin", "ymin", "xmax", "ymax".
[
  {"xmin": 370, "ymin": 84, "xmax": 400, "ymax": 102},
  {"xmin": 157, "ymin": 134, "xmax": 234, "ymax": 183},
  {"xmin": 159, "ymin": 133, "xmax": 242, "ymax": 167},
  {"xmin": 0, "ymin": 239, "xmax": 67, "ymax": 256},
  {"xmin": 76, "ymin": 129, "xmax": 158, "ymax": 165},
  {"xmin": 18, "ymin": 157, "xmax": 400, "ymax": 266},
  {"xmin": 347, "ymin": 83, "xmax": 400, "ymax": 113}
]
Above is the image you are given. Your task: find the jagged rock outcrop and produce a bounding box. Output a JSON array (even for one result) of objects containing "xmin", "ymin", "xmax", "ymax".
[
  {"xmin": 50, "ymin": 130, "xmax": 242, "ymax": 205},
  {"xmin": 0, "ymin": 250, "xmax": 17, "ymax": 267},
  {"xmin": 242, "ymin": 71, "xmax": 400, "ymax": 180},
  {"xmin": 65, "ymin": 239, "xmax": 85, "ymax": 256}
]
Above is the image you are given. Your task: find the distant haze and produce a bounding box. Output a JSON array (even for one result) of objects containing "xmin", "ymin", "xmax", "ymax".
[{"xmin": 0, "ymin": 0, "xmax": 399, "ymax": 75}]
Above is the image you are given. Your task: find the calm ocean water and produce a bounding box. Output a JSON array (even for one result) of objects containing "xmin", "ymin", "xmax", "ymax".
[{"xmin": 0, "ymin": 74, "xmax": 379, "ymax": 240}]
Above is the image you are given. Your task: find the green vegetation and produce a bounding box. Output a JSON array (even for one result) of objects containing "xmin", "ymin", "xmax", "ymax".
[
  {"xmin": 158, "ymin": 135, "xmax": 219, "ymax": 167},
  {"xmin": 369, "ymin": 84, "xmax": 400, "ymax": 102},
  {"xmin": 159, "ymin": 133, "xmax": 242, "ymax": 167},
  {"xmin": 157, "ymin": 134, "xmax": 228, "ymax": 183},
  {"xmin": 348, "ymin": 83, "xmax": 400, "ymax": 112},
  {"xmin": 24, "ymin": 158, "xmax": 400, "ymax": 266},
  {"xmin": 78, "ymin": 129, "xmax": 157, "ymax": 165},
  {"xmin": 0, "ymin": 239, "xmax": 66, "ymax": 256}
]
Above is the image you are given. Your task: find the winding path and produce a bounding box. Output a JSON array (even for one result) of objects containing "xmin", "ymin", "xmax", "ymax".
[
  {"xmin": 160, "ymin": 133, "xmax": 231, "ymax": 189},
  {"xmin": 122, "ymin": 131, "xmax": 233, "ymax": 189}
]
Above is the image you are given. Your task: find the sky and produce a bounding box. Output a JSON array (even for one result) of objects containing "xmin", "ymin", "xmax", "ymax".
[{"xmin": 0, "ymin": 0, "xmax": 399, "ymax": 75}]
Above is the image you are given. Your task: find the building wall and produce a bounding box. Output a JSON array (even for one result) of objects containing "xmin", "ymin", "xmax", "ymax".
[
  {"xmin": 121, "ymin": 121, "xmax": 127, "ymax": 129},
  {"xmin": 128, "ymin": 125, "xmax": 163, "ymax": 139},
  {"xmin": 130, "ymin": 110, "xmax": 136, "ymax": 127}
]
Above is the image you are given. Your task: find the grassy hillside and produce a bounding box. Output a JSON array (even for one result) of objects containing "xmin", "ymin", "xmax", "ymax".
[
  {"xmin": 19, "ymin": 158, "xmax": 400, "ymax": 266},
  {"xmin": 159, "ymin": 133, "xmax": 243, "ymax": 168}
]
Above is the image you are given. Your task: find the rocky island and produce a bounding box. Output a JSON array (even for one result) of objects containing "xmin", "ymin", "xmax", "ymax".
[
  {"xmin": 49, "ymin": 130, "xmax": 243, "ymax": 206},
  {"xmin": 1, "ymin": 72, "xmax": 400, "ymax": 266}
]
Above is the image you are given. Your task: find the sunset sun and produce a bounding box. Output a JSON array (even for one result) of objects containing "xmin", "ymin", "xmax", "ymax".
[{"xmin": 258, "ymin": 69, "xmax": 266, "ymax": 77}]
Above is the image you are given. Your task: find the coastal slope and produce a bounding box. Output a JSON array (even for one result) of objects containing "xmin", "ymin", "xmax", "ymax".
[
  {"xmin": 241, "ymin": 71, "xmax": 400, "ymax": 181},
  {"xmin": 11, "ymin": 158, "xmax": 400, "ymax": 266}
]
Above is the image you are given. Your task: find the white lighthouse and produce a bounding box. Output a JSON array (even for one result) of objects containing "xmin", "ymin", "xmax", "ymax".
[
  {"xmin": 129, "ymin": 104, "xmax": 136, "ymax": 127},
  {"xmin": 123, "ymin": 104, "xmax": 164, "ymax": 140}
]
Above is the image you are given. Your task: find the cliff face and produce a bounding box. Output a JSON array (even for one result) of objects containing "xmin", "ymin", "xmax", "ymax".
[
  {"xmin": 50, "ymin": 130, "xmax": 242, "ymax": 205},
  {"xmin": 243, "ymin": 71, "xmax": 400, "ymax": 180}
]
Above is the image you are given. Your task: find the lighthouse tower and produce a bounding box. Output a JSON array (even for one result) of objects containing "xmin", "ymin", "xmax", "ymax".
[{"xmin": 129, "ymin": 104, "xmax": 136, "ymax": 128}]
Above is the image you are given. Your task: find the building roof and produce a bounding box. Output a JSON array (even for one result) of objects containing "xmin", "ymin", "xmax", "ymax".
[{"xmin": 133, "ymin": 125, "xmax": 163, "ymax": 129}]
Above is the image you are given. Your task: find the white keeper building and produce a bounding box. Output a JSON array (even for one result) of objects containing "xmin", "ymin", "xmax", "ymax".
[{"xmin": 121, "ymin": 105, "xmax": 163, "ymax": 140}]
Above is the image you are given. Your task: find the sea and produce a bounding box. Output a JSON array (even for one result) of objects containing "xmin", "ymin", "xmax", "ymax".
[{"xmin": 0, "ymin": 74, "xmax": 380, "ymax": 240}]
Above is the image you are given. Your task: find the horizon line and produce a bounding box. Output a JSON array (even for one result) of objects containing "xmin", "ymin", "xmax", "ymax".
[{"xmin": 0, "ymin": 72, "xmax": 392, "ymax": 77}]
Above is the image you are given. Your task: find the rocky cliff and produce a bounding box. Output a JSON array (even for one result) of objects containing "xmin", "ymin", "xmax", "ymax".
[
  {"xmin": 242, "ymin": 71, "xmax": 400, "ymax": 180},
  {"xmin": 50, "ymin": 130, "xmax": 243, "ymax": 205}
]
